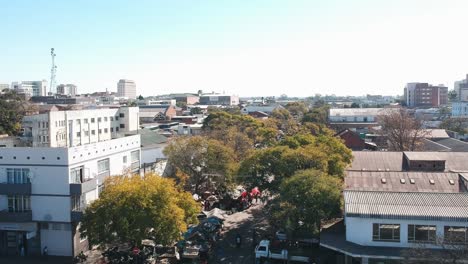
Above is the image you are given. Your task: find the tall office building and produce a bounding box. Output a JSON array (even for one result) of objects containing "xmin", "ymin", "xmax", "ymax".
[
  {"xmin": 11, "ymin": 80, "xmax": 48, "ymax": 97},
  {"xmin": 56, "ymin": 84, "xmax": 77, "ymax": 97},
  {"xmin": 404, "ymin": 82, "xmax": 448, "ymax": 108},
  {"xmin": 117, "ymin": 79, "xmax": 136, "ymax": 99}
]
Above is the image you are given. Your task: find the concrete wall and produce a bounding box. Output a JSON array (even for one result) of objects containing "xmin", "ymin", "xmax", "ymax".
[
  {"xmin": 40, "ymin": 228, "xmax": 72, "ymax": 256},
  {"xmin": 346, "ymin": 217, "xmax": 463, "ymax": 249}
]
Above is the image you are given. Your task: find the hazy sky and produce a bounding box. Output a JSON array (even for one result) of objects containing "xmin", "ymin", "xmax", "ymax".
[{"xmin": 1, "ymin": 0, "xmax": 467, "ymax": 97}]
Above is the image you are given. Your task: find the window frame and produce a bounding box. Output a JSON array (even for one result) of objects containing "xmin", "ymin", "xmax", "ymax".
[
  {"xmin": 444, "ymin": 226, "xmax": 468, "ymax": 244},
  {"xmin": 372, "ymin": 223, "xmax": 401, "ymax": 242},
  {"xmin": 408, "ymin": 225, "xmax": 437, "ymax": 243}
]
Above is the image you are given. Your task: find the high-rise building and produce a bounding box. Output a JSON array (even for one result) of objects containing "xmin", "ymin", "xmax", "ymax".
[
  {"xmin": 56, "ymin": 84, "xmax": 77, "ymax": 97},
  {"xmin": 117, "ymin": 79, "xmax": 136, "ymax": 99},
  {"xmin": 11, "ymin": 80, "xmax": 48, "ymax": 97},
  {"xmin": 404, "ymin": 82, "xmax": 448, "ymax": 108}
]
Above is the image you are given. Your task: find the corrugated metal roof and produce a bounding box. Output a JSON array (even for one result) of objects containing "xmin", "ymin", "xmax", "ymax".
[
  {"xmin": 349, "ymin": 151, "xmax": 468, "ymax": 172},
  {"xmin": 349, "ymin": 152, "xmax": 404, "ymax": 171},
  {"xmin": 345, "ymin": 171, "xmax": 460, "ymax": 193},
  {"xmin": 344, "ymin": 191, "xmax": 468, "ymax": 222}
]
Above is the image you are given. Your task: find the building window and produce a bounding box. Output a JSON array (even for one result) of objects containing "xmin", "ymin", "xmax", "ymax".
[
  {"xmin": 98, "ymin": 129, "xmax": 102, "ymax": 134},
  {"xmin": 123, "ymin": 156, "xmax": 127, "ymax": 163},
  {"xmin": 120, "ymin": 124, "xmax": 125, "ymax": 129},
  {"xmin": 70, "ymin": 166, "xmax": 84, "ymax": 183},
  {"xmin": 98, "ymin": 159, "xmax": 110, "ymax": 176},
  {"xmin": 76, "ymin": 132, "xmax": 81, "ymax": 137},
  {"xmin": 111, "ymin": 127, "xmax": 114, "ymax": 133},
  {"xmin": 131, "ymin": 150, "xmax": 140, "ymax": 171},
  {"xmin": 408, "ymin": 225, "xmax": 436, "ymax": 243},
  {"xmin": 91, "ymin": 130, "xmax": 96, "ymax": 135},
  {"xmin": 372, "ymin": 224, "xmax": 400, "ymax": 242},
  {"xmin": 76, "ymin": 120, "xmax": 81, "ymax": 125},
  {"xmin": 71, "ymin": 195, "xmax": 81, "ymax": 211},
  {"xmin": 444, "ymin": 226, "xmax": 468, "ymax": 244},
  {"xmin": 115, "ymin": 116, "xmax": 119, "ymax": 121},
  {"xmin": 7, "ymin": 195, "xmax": 31, "ymax": 212},
  {"xmin": 119, "ymin": 113, "xmax": 124, "ymax": 118},
  {"xmin": 98, "ymin": 117, "xmax": 102, "ymax": 122},
  {"xmin": 110, "ymin": 117, "xmax": 114, "ymax": 121},
  {"xmin": 104, "ymin": 128, "xmax": 108, "ymax": 133},
  {"xmin": 84, "ymin": 131, "xmax": 89, "ymax": 136},
  {"xmin": 91, "ymin": 118, "xmax": 95, "ymax": 123},
  {"xmin": 84, "ymin": 118, "xmax": 88, "ymax": 124},
  {"xmin": 116, "ymin": 127, "xmax": 119, "ymax": 132},
  {"xmin": 104, "ymin": 117, "xmax": 108, "ymax": 122},
  {"xmin": 7, "ymin": 168, "xmax": 30, "ymax": 184}
]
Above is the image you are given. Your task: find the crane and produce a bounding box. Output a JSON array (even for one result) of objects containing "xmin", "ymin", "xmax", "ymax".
[{"xmin": 49, "ymin": 48, "xmax": 57, "ymax": 95}]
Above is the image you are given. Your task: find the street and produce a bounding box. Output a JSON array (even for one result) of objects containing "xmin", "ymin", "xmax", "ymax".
[{"xmin": 212, "ymin": 201, "xmax": 270, "ymax": 264}]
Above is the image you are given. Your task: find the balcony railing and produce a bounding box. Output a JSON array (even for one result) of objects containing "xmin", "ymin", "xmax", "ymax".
[
  {"xmin": 0, "ymin": 183, "xmax": 31, "ymax": 195},
  {"xmin": 0, "ymin": 210, "xmax": 32, "ymax": 222},
  {"xmin": 70, "ymin": 178, "xmax": 97, "ymax": 195}
]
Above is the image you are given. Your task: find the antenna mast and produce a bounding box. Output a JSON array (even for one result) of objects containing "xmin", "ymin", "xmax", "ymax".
[{"xmin": 49, "ymin": 48, "xmax": 57, "ymax": 95}]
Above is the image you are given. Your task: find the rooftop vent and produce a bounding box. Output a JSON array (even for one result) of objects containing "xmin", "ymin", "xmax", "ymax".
[
  {"xmin": 429, "ymin": 179, "xmax": 435, "ymax": 185},
  {"xmin": 385, "ymin": 168, "xmax": 390, "ymax": 172},
  {"xmin": 410, "ymin": 179, "xmax": 415, "ymax": 184},
  {"xmin": 378, "ymin": 168, "xmax": 382, "ymax": 171},
  {"xmin": 362, "ymin": 168, "xmax": 366, "ymax": 171},
  {"xmin": 400, "ymin": 179, "xmax": 406, "ymax": 184},
  {"xmin": 381, "ymin": 178, "xmax": 387, "ymax": 184},
  {"xmin": 449, "ymin": 179, "xmax": 455, "ymax": 185}
]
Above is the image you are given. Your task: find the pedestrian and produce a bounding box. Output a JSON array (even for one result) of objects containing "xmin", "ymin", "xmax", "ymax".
[
  {"xmin": 235, "ymin": 233, "xmax": 242, "ymax": 248},
  {"xmin": 42, "ymin": 246, "xmax": 48, "ymax": 260}
]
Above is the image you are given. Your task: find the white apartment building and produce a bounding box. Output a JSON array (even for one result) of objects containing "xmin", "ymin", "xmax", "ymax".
[
  {"xmin": 117, "ymin": 79, "xmax": 136, "ymax": 99},
  {"xmin": 56, "ymin": 84, "xmax": 77, "ymax": 97},
  {"xmin": 21, "ymin": 107, "xmax": 139, "ymax": 148},
  {"xmin": 0, "ymin": 107, "xmax": 142, "ymax": 257},
  {"xmin": 11, "ymin": 80, "xmax": 48, "ymax": 97},
  {"xmin": 0, "ymin": 135, "xmax": 141, "ymax": 257}
]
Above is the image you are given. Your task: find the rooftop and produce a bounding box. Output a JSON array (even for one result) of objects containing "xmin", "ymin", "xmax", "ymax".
[
  {"xmin": 344, "ymin": 190, "xmax": 468, "ymax": 222},
  {"xmin": 329, "ymin": 108, "xmax": 397, "ymax": 117},
  {"xmin": 345, "ymin": 171, "xmax": 461, "ymax": 193}
]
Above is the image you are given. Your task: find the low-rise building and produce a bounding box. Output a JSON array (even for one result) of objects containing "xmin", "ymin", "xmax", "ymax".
[
  {"xmin": 139, "ymin": 105, "xmax": 177, "ymax": 123},
  {"xmin": 199, "ymin": 94, "xmax": 239, "ymax": 106},
  {"xmin": 321, "ymin": 151, "xmax": 468, "ymax": 263}
]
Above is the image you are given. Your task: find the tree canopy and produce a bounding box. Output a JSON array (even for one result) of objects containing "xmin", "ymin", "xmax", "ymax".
[
  {"xmin": 80, "ymin": 174, "xmax": 199, "ymax": 247},
  {"xmin": 269, "ymin": 169, "xmax": 342, "ymax": 237},
  {"xmin": 163, "ymin": 136, "xmax": 238, "ymax": 193},
  {"xmin": 0, "ymin": 90, "xmax": 35, "ymax": 136}
]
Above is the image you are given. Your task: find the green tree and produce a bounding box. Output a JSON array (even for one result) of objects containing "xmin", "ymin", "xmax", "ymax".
[
  {"xmin": 285, "ymin": 102, "xmax": 308, "ymax": 117},
  {"xmin": 302, "ymin": 105, "xmax": 330, "ymax": 124},
  {"xmin": 163, "ymin": 136, "xmax": 237, "ymax": 193},
  {"xmin": 350, "ymin": 102, "xmax": 360, "ymax": 108},
  {"xmin": 269, "ymin": 169, "xmax": 342, "ymax": 237},
  {"xmin": 0, "ymin": 90, "xmax": 35, "ymax": 136},
  {"xmin": 440, "ymin": 117, "xmax": 468, "ymax": 134},
  {"xmin": 79, "ymin": 174, "xmax": 199, "ymax": 247},
  {"xmin": 448, "ymin": 89, "xmax": 457, "ymax": 101},
  {"xmin": 190, "ymin": 107, "xmax": 202, "ymax": 115},
  {"xmin": 137, "ymin": 95, "xmax": 144, "ymax": 100}
]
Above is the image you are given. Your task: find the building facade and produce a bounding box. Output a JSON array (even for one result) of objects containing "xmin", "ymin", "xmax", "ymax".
[
  {"xmin": 0, "ymin": 135, "xmax": 141, "ymax": 257},
  {"xmin": 56, "ymin": 84, "xmax": 77, "ymax": 97},
  {"xmin": 11, "ymin": 81, "xmax": 48, "ymax": 97},
  {"xmin": 451, "ymin": 101, "xmax": 468, "ymax": 117},
  {"xmin": 117, "ymin": 79, "xmax": 136, "ymax": 99},
  {"xmin": 404, "ymin": 82, "xmax": 448, "ymax": 108},
  {"xmin": 199, "ymin": 94, "xmax": 239, "ymax": 106},
  {"xmin": 21, "ymin": 107, "xmax": 140, "ymax": 148}
]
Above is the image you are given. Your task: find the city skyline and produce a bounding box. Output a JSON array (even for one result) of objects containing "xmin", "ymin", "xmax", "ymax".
[{"xmin": 2, "ymin": 0, "xmax": 468, "ymax": 97}]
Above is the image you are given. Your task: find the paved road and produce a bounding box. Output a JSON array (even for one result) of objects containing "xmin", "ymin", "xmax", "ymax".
[{"xmin": 212, "ymin": 201, "xmax": 270, "ymax": 264}]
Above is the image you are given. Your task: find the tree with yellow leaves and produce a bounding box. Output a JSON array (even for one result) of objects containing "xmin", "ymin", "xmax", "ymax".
[{"xmin": 79, "ymin": 173, "xmax": 199, "ymax": 247}]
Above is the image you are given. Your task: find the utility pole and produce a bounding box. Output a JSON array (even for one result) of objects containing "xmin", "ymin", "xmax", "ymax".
[{"xmin": 49, "ymin": 48, "xmax": 57, "ymax": 95}]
